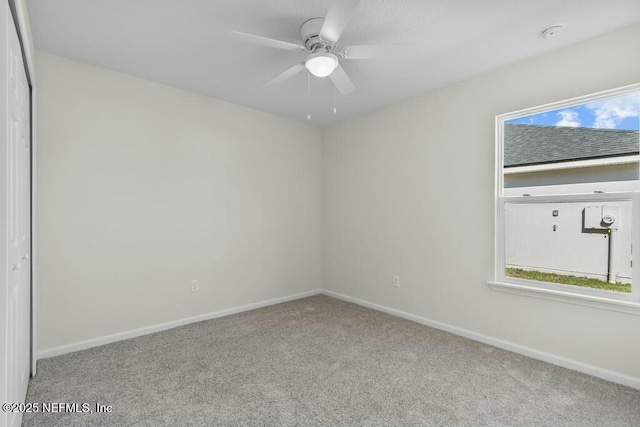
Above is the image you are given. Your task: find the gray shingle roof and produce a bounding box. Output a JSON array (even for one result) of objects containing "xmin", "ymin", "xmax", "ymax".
[{"xmin": 504, "ymin": 124, "xmax": 639, "ymax": 167}]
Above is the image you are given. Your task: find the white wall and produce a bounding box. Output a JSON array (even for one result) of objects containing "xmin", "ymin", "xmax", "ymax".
[
  {"xmin": 36, "ymin": 51, "xmax": 322, "ymax": 351},
  {"xmin": 322, "ymin": 23, "xmax": 640, "ymax": 379}
]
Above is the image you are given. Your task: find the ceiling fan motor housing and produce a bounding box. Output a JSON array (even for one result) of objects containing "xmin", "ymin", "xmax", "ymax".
[{"xmin": 301, "ymin": 18, "xmax": 329, "ymax": 51}]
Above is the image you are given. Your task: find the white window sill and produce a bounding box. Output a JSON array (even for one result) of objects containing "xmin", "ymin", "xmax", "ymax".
[{"xmin": 487, "ymin": 281, "xmax": 640, "ymax": 316}]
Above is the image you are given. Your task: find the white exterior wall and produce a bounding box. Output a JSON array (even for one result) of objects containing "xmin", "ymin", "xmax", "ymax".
[
  {"xmin": 504, "ymin": 163, "xmax": 639, "ymax": 188},
  {"xmin": 505, "ymin": 200, "xmax": 632, "ymax": 283}
]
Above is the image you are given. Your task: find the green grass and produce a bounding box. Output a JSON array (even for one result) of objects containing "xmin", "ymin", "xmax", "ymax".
[{"xmin": 505, "ymin": 268, "xmax": 631, "ymax": 293}]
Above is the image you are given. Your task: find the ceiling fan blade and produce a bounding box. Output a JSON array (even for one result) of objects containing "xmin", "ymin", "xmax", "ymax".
[
  {"xmin": 319, "ymin": 0, "xmax": 362, "ymax": 46},
  {"xmin": 329, "ymin": 64, "xmax": 356, "ymax": 95},
  {"xmin": 264, "ymin": 63, "xmax": 306, "ymax": 86},
  {"xmin": 230, "ymin": 31, "xmax": 305, "ymax": 52},
  {"xmin": 341, "ymin": 44, "xmax": 414, "ymax": 59}
]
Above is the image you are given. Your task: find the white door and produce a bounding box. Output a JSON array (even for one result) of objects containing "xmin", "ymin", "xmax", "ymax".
[{"xmin": 1, "ymin": 2, "xmax": 31, "ymax": 426}]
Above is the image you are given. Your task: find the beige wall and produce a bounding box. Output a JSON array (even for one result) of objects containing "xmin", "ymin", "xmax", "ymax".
[
  {"xmin": 322, "ymin": 23, "xmax": 640, "ymax": 379},
  {"xmin": 36, "ymin": 52, "xmax": 322, "ymax": 351}
]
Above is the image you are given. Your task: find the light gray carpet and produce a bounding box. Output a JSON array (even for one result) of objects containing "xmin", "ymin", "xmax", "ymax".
[{"xmin": 23, "ymin": 295, "xmax": 640, "ymax": 426}]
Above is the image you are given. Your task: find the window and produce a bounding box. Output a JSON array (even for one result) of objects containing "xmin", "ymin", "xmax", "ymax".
[{"xmin": 492, "ymin": 84, "xmax": 640, "ymax": 310}]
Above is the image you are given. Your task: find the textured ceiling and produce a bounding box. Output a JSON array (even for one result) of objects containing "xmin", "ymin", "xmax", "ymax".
[{"xmin": 28, "ymin": 0, "xmax": 640, "ymax": 125}]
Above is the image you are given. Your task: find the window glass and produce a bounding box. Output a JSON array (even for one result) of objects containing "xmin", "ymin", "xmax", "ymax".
[
  {"xmin": 496, "ymin": 86, "xmax": 640, "ymax": 300},
  {"xmin": 504, "ymin": 92, "xmax": 639, "ymax": 189},
  {"xmin": 504, "ymin": 199, "xmax": 633, "ymax": 293}
]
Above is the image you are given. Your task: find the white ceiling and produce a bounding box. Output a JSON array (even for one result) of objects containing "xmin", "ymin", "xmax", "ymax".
[{"xmin": 28, "ymin": 0, "xmax": 640, "ymax": 125}]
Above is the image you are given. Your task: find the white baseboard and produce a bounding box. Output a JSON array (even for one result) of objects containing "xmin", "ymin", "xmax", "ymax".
[
  {"xmin": 321, "ymin": 289, "xmax": 640, "ymax": 390},
  {"xmin": 37, "ymin": 289, "xmax": 322, "ymax": 360},
  {"xmin": 36, "ymin": 287, "xmax": 640, "ymax": 390}
]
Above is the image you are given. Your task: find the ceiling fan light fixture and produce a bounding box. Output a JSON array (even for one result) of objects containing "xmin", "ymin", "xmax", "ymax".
[{"xmin": 305, "ymin": 52, "xmax": 338, "ymax": 77}]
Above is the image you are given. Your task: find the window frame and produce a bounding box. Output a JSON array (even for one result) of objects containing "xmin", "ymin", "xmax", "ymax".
[{"xmin": 491, "ymin": 83, "xmax": 640, "ymax": 313}]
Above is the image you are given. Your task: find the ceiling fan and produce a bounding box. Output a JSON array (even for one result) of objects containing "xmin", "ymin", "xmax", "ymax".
[{"xmin": 230, "ymin": 0, "xmax": 409, "ymax": 95}]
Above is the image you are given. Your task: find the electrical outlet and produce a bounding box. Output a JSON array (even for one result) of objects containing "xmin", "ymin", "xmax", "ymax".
[
  {"xmin": 190, "ymin": 280, "xmax": 199, "ymax": 293},
  {"xmin": 392, "ymin": 275, "xmax": 400, "ymax": 288}
]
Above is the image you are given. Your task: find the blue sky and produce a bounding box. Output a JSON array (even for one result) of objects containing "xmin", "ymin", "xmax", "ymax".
[{"xmin": 506, "ymin": 92, "xmax": 640, "ymax": 131}]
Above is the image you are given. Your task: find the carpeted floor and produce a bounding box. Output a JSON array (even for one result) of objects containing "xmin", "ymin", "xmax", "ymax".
[{"xmin": 23, "ymin": 295, "xmax": 640, "ymax": 426}]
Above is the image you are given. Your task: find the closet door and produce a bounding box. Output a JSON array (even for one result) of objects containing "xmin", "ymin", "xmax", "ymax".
[{"xmin": 2, "ymin": 2, "xmax": 31, "ymax": 426}]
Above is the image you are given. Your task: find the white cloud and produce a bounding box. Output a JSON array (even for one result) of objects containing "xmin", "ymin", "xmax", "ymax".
[
  {"xmin": 586, "ymin": 93, "xmax": 640, "ymax": 129},
  {"xmin": 555, "ymin": 110, "xmax": 581, "ymax": 127}
]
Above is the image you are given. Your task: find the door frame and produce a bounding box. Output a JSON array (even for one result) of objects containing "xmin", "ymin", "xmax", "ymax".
[{"xmin": 7, "ymin": 0, "xmax": 35, "ymax": 376}]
